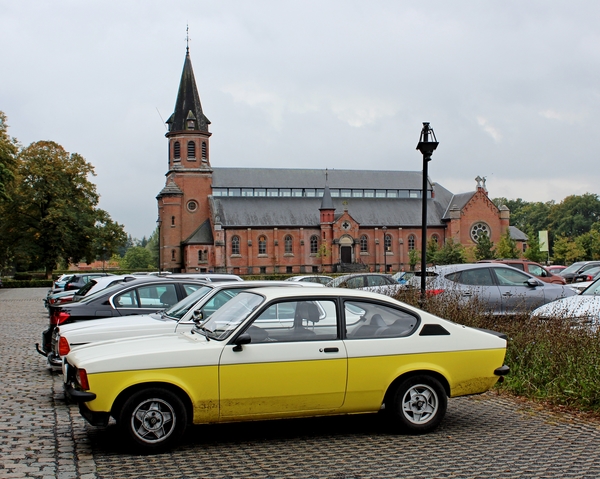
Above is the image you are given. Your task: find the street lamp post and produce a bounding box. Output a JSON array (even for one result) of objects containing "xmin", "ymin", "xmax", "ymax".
[
  {"xmin": 156, "ymin": 216, "xmax": 162, "ymax": 272},
  {"xmin": 416, "ymin": 122, "xmax": 438, "ymax": 301},
  {"xmin": 382, "ymin": 226, "xmax": 387, "ymax": 273}
]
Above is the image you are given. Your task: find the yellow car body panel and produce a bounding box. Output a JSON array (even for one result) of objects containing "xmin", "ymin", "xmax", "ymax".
[
  {"xmin": 85, "ymin": 365, "xmax": 220, "ymax": 422},
  {"xmin": 342, "ymin": 348, "xmax": 506, "ymax": 412}
]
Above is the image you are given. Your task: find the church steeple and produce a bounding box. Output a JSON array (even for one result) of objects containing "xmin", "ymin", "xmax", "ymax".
[{"xmin": 166, "ymin": 49, "xmax": 210, "ymax": 134}]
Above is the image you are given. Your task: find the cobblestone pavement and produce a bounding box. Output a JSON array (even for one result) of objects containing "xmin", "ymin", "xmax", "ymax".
[{"xmin": 2, "ymin": 287, "xmax": 600, "ymax": 479}]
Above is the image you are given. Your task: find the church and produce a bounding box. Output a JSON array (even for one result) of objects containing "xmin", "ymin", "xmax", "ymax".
[{"xmin": 156, "ymin": 48, "xmax": 524, "ymax": 275}]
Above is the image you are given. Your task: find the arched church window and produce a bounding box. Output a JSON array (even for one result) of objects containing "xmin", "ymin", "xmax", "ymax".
[
  {"xmin": 174, "ymin": 141, "xmax": 181, "ymax": 159},
  {"xmin": 360, "ymin": 235, "xmax": 368, "ymax": 253},
  {"xmin": 310, "ymin": 235, "xmax": 318, "ymax": 254},
  {"xmin": 408, "ymin": 235, "xmax": 416, "ymax": 250},
  {"xmin": 258, "ymin": 236, "xmax": 267, "ymax": 255},
  {"xmin": 187, "ymin": 141, "xmax": 195, "ymax": 159},
  {"xmin": 231, "ymin": 236, "xmax": 240, "ymax": 255},
  {"xmin": 284, "ymin": 235, "xmax": 293, "ymax": 254},
  {"xmin": 384, "ymin": 234, "xmax": 392, "ymax": 252},
  {"xmin": 432, "ymin": 234, "xmax": 439, "ymax": 244}
]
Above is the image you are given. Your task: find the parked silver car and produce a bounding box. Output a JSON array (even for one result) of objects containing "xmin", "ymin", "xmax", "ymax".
[{"xmin": 406, "ymin": 263, "xmax": 577, "ymax": 315}]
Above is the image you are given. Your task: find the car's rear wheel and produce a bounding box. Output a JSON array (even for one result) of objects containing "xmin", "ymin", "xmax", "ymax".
[
  {"xmin": 389, "ymin": 375, "xmax": 447, "ymax": 433},
  {"xmin": 118, "ymin": 388, "xmax": 187, "ymax": 453}
]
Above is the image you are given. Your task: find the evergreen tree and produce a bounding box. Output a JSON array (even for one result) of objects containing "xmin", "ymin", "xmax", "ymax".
[
  {"xmin": 434, "ymin": 238, "xmax": 465, "ymax": 265},
  {"xmin": 495, "ymin": 229, "xmax": 521, "ymax": 259},
  {"xmin": 474, "ymin": 232, "xmax": 495, "ymax": 261}
]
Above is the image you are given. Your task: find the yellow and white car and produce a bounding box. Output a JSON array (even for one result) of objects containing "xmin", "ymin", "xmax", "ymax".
[{"xmin": 64, "ymin": 287, "xmax": 509, "ymax": 452}]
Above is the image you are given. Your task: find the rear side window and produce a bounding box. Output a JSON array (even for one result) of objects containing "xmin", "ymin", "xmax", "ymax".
[
  {"xmin": 367, "ymin": 275, "xmax": 390, "ymax": 287},
  {"xmin": 345, "ymin": 300, "xmax": 418, "ymax": 339},
  {"xmin": 458, "ymin": 268, "xmax": 495, "ymax": 286}
]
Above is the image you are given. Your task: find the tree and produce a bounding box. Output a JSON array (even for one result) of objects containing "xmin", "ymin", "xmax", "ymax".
[
  {"xmin": 433, "ymin": 238, "xmax": 465, "ymax": 265},
  {"xmin": 549, "ymin": 193, "xmax": 600, "ymax": 238},
  {"xmin": 408, "ymin": 249, "xmax": 420, "ymax": 271},
  {"xmin": 523, "ymin": 228, "xmax": 547, "ymax": 263},
  {"xmin": 145, "ymin": 228, "xmax": 160, "ymax": 268},
  {"xmin": 0, "ymin": 111, "xmax": 19, "ymax": 202},
  {"xmin": 8, "ymin": 141, "xmax": 104, "ymax": 277},
  {"xmin": 92, "ymin": 209, "xmax": 128, "ymax": 264},
  {"xmin": 474, "ymin": 232, "xmax": 495, "ymax": 261},
  {"xmin": 551, "ymin": 236, "xmax": 586, "ymax": 264},
  {"xmin": 122, "ymin": 246, "xmax": 154, "ymax": 270},
  {"xmin": 495, "ymin": 229, "xmax": 521, "ymax": 259},
  {"xmin": 426, "ymin": 237, "xmax": 439, "ymax": 264},
  {"xmin": 575, "ymin": 229, "xmax": 600, "ymax": 260}
]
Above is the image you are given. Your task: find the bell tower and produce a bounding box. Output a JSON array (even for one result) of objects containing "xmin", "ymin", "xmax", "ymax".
[{"xmin": 157, "ymin": 44, "xmax": 213, "ymax": 272}]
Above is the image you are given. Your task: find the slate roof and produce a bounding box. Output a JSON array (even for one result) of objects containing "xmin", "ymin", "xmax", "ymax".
[
  {"xmin": 156, "ymin": 180, "xmax": 183, "ymax": 198},
  {"xmin": 209, "ymin": 197, "xmax": 445, "ymax": 228},
  {"xmin": 509, "ymin": 226, "xmax": 528, "ymax": 241},
  {"xmin": 165, "ymin": 51, "xmax": 210, "ymax": 133},
  {"xmin": 183, "ymin": 219, "xmax": 214, "ymax": 245},
  {"xmin": 211, "ymin": 168, "xmax": 431, "ymax": 190}
]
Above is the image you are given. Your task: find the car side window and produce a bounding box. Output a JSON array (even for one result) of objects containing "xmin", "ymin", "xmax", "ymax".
[
  {"xmin": 528, "ymin": 265, "xmax": 545, "ymax": 276},
  {"xmin": 459, "ymin": 268, "xmax": 495, "ymax": 286},
  {"xmin": 115, "ymin": 283, "xmax": 178, "ymax": 309},
  {"xmin": 493, "ymin": 267, "xmax": 531, "ymax": 286},
  {"xmin": 183, "ymin": 283, "xmax": 204, "ymax": 295},
  {"xmin": 345, "ymin": 277, "xmax": 364, "ymax": 288},
  {"xmin": 247, "ymin": 300, "xmax": 338, "ymax": 343},
  {"xmin": 367, "ymin": 275, "xmax": 387, "ymax": 287},
  {"xmin": 345, "ymin": 300, "xmax": 418, "ymax": 339}
]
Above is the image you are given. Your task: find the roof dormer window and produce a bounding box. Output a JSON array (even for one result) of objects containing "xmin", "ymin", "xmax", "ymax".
[{"xmin": 186, "ymin": 111, "xmax": 196, "ymax": 130}]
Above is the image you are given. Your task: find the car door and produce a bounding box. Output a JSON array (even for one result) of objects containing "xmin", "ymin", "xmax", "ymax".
[
  {"xmin": 450, "ymin": 267, "xmax": 503, "ymax": 313},
  {"xmin": 218, "ymin": 297, "xmax": 347, "ymax": 419},
  {"xmin": 491, "ymin": 266, "xmax": 546, "ymax": 313}
]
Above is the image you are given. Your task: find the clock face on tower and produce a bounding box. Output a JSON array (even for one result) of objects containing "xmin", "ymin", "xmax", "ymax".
[{"xmin": 342, "ymin": 221, "xmax": 351, "ymax": 231}]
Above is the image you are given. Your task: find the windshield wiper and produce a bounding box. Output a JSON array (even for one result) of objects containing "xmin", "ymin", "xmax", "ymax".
[{"xmin": 194, "ymin": 325, "xmax": 213, "ymax": 341}]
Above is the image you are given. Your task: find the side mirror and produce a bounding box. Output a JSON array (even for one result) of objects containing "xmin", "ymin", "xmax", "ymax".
[
  {"xmin": 192, "ymin": 310, "xmax": 203, "ymax": 324},
  {"xmin": 232, "ymin": 332, "xmax": 251, "ymax": 352},
  {"xmin": 527, "ymin": 278, "xmax": 542, "ymax": 287}
]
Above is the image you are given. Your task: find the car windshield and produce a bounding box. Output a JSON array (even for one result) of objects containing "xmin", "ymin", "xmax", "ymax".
[
  {"xmin": 197, "ymin": 291, "xmax": 264, "ymax": 340},
  {"xmin": 581, "ymin": 279, "xmax": 600, "ymax": 296},
  {"xmin": 75, "ymin": 280, "xmax": 97, "ymax": 296},
  {"xmin": 163, "ymin": 285, "xmax": 214, "ymax": 320},
  {"xmin": 561, "ymin": 262, "xmax": 586, "ymax": 275}
]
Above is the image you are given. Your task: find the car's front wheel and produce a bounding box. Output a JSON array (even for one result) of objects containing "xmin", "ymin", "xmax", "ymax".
[
  {"xmin": 118, "ymin": 388, "xmax": 187, "ymax": 453},
  {"xmin": 389, "ymin": 375, "xmax": 447, "ymax": 433}
]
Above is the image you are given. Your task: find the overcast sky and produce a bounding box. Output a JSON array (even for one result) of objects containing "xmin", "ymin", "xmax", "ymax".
[{"xmin": 2, "ymin": 1, "xmax": 599, "ymax": 239}]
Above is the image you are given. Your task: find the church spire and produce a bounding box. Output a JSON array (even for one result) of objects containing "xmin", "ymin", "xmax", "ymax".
[{"xmin": 166, "ymin": 45, "xmax": 210, "ymax": 134}]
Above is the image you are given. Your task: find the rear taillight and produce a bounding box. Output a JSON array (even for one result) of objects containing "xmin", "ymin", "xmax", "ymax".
[
  {"xmin": 58, "ymin": 336, "xmax": 70, "ymax": 356},
  {"xmin": 58, "ymin": 297, "xmax": 73, "ymax": 304},
  {"xmin": 50, "ymin": 311, "xmax": 71, "ymax": 326},
  {"xmin": 75, "ymin": 368, "xmax": 90, "ymax": 390},
  {"xmin": 426, "ymin": 289, "xmax": 445, "ymax": 296}
]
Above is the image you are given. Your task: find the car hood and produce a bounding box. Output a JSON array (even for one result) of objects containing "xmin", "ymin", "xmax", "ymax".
[
  {"xmin": 58, "ymin": 314, "xmax": 185, "ymax": 347},
  {"xmin": 532, "ymin": 294, "xmax": 600, "ymax": 319},
  {"xmin": 67, "ymin": 332, "xmax": 219, "ymax": 374}
]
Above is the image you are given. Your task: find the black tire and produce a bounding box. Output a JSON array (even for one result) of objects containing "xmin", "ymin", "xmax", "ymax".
[
  {"xmin": 388, "ymin": 375, "xmax": 447, "ymax": 433},
  {"xmin": 118, "ymin": 388, "xmax": 187, "ymax": 453}
]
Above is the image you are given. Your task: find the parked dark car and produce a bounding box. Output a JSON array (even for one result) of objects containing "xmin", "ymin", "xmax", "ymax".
[
  {"xmin": 63, "ymin": 273, "xmax": 114, "ymax": 291},
  {"xmin": 572, "ymin": 265, "xmax": 600, "ymax": 283},
  {"xmin": 38, "ymin": 277, "xmax": 208, "ymax": 356},
  {"xmin": 559, "ymin": 261, "xmax": 600, "ymax": 283}
]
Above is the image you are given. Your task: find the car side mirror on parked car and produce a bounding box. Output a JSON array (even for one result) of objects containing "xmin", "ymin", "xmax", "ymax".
[
  {"xmin": 526, "ymin": 278, "xmax": 542, "ymax": 287},
  {"xmin": 192, "ymin": 310, "xmax": 203, "ymax": 324},
  {"xmin": 232, "ymin": 333, "xmax": 252, "ymax": 352}
]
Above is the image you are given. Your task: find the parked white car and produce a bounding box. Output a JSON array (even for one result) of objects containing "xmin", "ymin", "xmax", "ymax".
[
  {"xmin": 50, "ymin": 280, "xmax": 323, "ymax": 367},
  {"xmin": 531, "ymin": 276, "xmax": 600, "ymax": 329}
]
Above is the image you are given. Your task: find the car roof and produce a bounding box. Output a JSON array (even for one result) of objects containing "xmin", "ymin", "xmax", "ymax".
[{"xmin": 238, "ymin": 286, "xmax": 403, "ymax": 303}]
